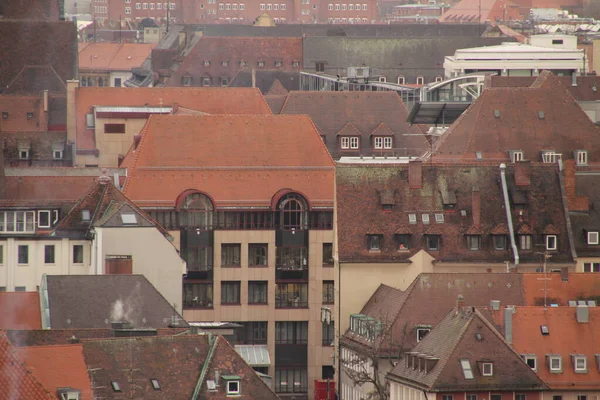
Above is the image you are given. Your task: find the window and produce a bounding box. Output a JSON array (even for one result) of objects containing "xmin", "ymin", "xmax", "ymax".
[
  {"xmin": 367, "ymin": 235, "xmax": 381, "ymax": 251},
  {"xmin": 18, "ymin": 245, "xmax": 29, "ymax": 264},
  {"xmin": 574, "ymin": 356, "xmax": 587, "ymax": 372},
  {"xmin": 398, "ymin": 76, "xmax": 406, "ymax": 84},
  {"xmin": 0, "ymin": 211, "xmax": 35, "ymax": 233},
  {"xmin": 384, "ymin": 137, "xmax": 392, "ymax": 149},
  {"xmin": 523, "ymin": 355, "xmax": 537, "ymax": 371},
  {"xmin": 220, "ymin": 77, "xmax": 229, "ymax": 86},
  {"xmin": 226, "ymin": 380, "xmax": 240, "ymax": 395},
  {"xmin": 221, "ymin": 281, "xmax": 241, "ymax": 304},
  {"xmin": 349, "ymin": 137, "xmax": 359, "ymax": 148},
  {"xmin": 542, "ymin": 151, "xmax": 561, "ymax": 164},
  {"xmin": 44, "ymin": 245, "xmax": 55, "ymax": 264},
  {"xmin": 416, "ymin": 328, "xmax": 430, "ymax": 342},
  {"xmin": 349, "ymin": 3, "xmax": 354, "ymax": 9},
  {"xmin": 422, "ymin": 214, "xmax": 430, "ymax": 224},
  {"xmin": 249, "ymin": 244, "xmax": 268, "ymax": 266},
  {"xmin": 322, "ymin": 320, "xmax": 334, "ymax": 346},
  {"xmin": 275, "ymin": 367, "xmax": 307, "ymax": 393},
  {"xmin": 273, "ymin": 4, "xmax": 278, "ymax": 9},
  {"xmin": 104, "ymin": 123, "xmax": 125, "ymax": 134},
  {"xmin": 0, "ymin": 245, "xmax": 3, "ymax": 264},
  {"xmin": 426, "ymin": 235, "xmax": 440, "ymax": 251},
  {"xmin": 258, "ymin": 61, "xmax": 265, "ymax": 68},
  {"xmin": 86, "ymin": 113, "xmax": 95, "ymax": 128},
  {"xmin": 323, "ymin": 281, "xmax": 334, "ymax": 304},
  {"xmin": 520, "ymin": 235, "xmax": 532, "ymax": 250},
  {"xmin": 235, "ymin": 322, "xmax": 267, "ymax": 344},
  {"xmin": 267, "ymin": 3, "xmax": 271, "ymax": 9},
  {"xmin": 482, "ymin": 362, "xmax": 493, "ymax": 376},
  {"xmin": 460, "ymin": 359, "xmax": 474, "ymax": 379},
  {"xmin": 576, "ymin": 150, "xmax": 588, "ymax": 165},
  {"xmin": 552, "ymin": 39, "xmax": 564, "ymax": 45},
  {"xmin": 328, "ymin": 3, "xmax": 333, "ymax": 9},
  {"xmin": 276, "ymin": 321, "xmax": 308, "ymax": 344},
  {"xmin": 15, "ymin": 286, "xmax": 26, "ymax": 292},
  {"xmin": 260, "ymin": 3, "xmax": 265, "ymax": 9},
  {"xmin": 583, "ymin": 262, "xmax": 600, "ymax": 272},
  {"xmin": 73, "ymin": 245, "xmax": 84, "ymax": 264},
  {"xmin": 512, "ymin": 151, "xmax": 524, "ymax": 162},
  {"xmin": 221, "ymin": 244, "xmax": 240, "ymax": 266},
  {"xmin": 341, "ymin": 137, "xmax": 350, "ymax": 149},
  {"xmin": 149, "ymin": 2, "xmax": 154, "ymax": 9},
  {"xmin": 553, "ymin": 396, "xmax": 563, "ymax": 400},
  {"xmin": 374, "ymin": 137, "xmax": 383, "ymax": 149},
  {"xmin": 202, "ymin": 77, "xmax": 211, "ymax": 86},
  {"xmin": 183, "ymin": 283, "xmax": 213, "ymax": 308},
  {"xmin": 408, "ymin": 214, "xmax": 417, "ymax": 224},
  {"xmin": 587, "ymin": 231, "xmax": 599, "ymax": 245},
  {"xmin": 204, "ymin": 60, "xmax": 211, "ymax": 67},
  {"xmin": 240, "ymin": 3, "xmax": 245, "ymax": 9},
  {"xmin": 316, "ymin": 62, "xmax": 325, "ymax": 72},
  {"xmin": 549, "ymin": 356, "xmax": 562, "ymax": 372},
  {"xmin": 396, "ymin": 234, "xmax": 410, "ymax": 250},
  {"xmin": 493, "ymin": 235, "xmax": 507, "ymax": 250},
  {"xmin": 342, "ymin": 4, "xmax": 346, "ymax": 9},
  {"xmin": 416, "ymin": 77, "xmax": 424, "ymax": 85},
  {"xmin": 276, "ymin": 246, "xmax": 307, "ymax": 269},
  {"xmin": 322, "ymin": 243, "xmax": 333, "ymax": 265},
  {"xmin": 136, "ymin": 3, "xmax": 141, "ymax": 8},
  {"xmin": 157, "ymin": 3, "xmax": 162, "ymax": 8},
  {"xmin": 143, "ymin": 2, "xmax": 148, "ymax": 8},
  {"xmin": 275, "ymin": 283, "xmax": 308, "ymax": 308},
  {"xmin": 435, "ymin": 213, "xmax": 444, "ymax": 223},
  {"xmin": 292, "ymin": 61, "xmax": 299, "ymax": 68},
  {"xmin": 248, "ymin": 281, "xmax": 267, "ymax": 304},
  {"xmin": 442, "ymin": 396, "xmax": 454, "ymax": 400},
  {"xmin": 467, "ymin": 235, "xmax": 481, "ymax": 251},
  {"xmin": 38, "ymin": 210, "xmax": 51, "ymax": 228},
  {"xmin": 182, "ymin": 76, "xmax": 192, "ymax": 87},
  {"xmin": 53, "ymin": 150, "xmax": 63, "ymax": 160},
  {"xmin": 362, "ymin": 3, "xmax": 367, "ymax": 9},
  {"xmin": 516, "ymin": 395, "xmax": 526, "ymax": 400},
  {"xmin": 467, "ymin": 395, "xmax": 477, "ymax": 400},
  {"xmin": 19, "ymin": 150, "xmax": 29, "ymax": 160},
  {"xmin": 546, "ymin": 235, "xmax": 557, "ymax": 250}
]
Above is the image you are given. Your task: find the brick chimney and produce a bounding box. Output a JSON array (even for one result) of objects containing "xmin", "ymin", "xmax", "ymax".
[
  {"xmin": 472, "ymin": 187, "xmax": 481, "ymax": 227},
  {"xmin": 408, "ymin": 160, "xmax": 423, "ymax": 189},
  {"xmin": 456, "ymin": 294, "xmax": 465, "ymax": 312}
]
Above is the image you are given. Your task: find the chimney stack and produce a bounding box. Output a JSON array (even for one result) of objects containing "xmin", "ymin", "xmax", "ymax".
[
  {"xmin": 43, "ymin": 90, "xmax": 49, "ymax": 112},
  {"xmin": 472, "ymin": 187, "xmax": 481, "ymax": 227},
  {"xmin": 408, "ymin": 160, "xmax": 423, "ymax": 189},
  {"xmin": 456, "ymin": 294, "xmax": 465, "ymax": 312},
  {"xmin": 252, "ymin": 68, "xmax": 256, "ymax": 88},
  {"xmin": 561, "ymin": 267, "xmax": 569, "ymax": 282}
]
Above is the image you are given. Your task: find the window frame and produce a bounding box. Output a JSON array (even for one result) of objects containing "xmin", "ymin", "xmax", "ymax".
[
  {"xmin": 493, "ymin": 235, "xmax": 507, "ymax": 251},
  {"xmin": 322, "ymin": 280, "xmax": 335, "ymax": 304},
  {"xmin": 221, "ymin": 281, "xmax": 241, "ymax": 305},
  {"xmin": 72, "ymin": 244, "xmax": 84, "ymax": 264},
  {"xmin": 467, "ymin": 235, "xmax": 481, "ymax": 251},
  {"xmin": 549, "ymin": 356, "xmax": 562, "ymax": 372},
  {"xmin": 367, "ymin": 234, "xmax": 381, "ymax": 251},
  {"xmin": 574, "ymin": 356, "xmax": 587, "ymax": 372},
  {"xmin": 587, "ymin": 231, "xmax": 599, "ymax": 245},
  {"xmin": 350, "ymin": 136, "xmax": 359, "ymax": 149},
  {"xmin": 374, "ymin": 137, "xmax": 383, "ymax": 149},
  {"xmin": 322, "ymin": 243, "xmax": 333, "ymax": 265},
  {"xmin": 426, "ymin": 235, "xmax": 440, "ymax": 251},
  {"xmin": 416, "ymin": 328, "xmax": 430, "ymax": 342},
  {"xmin": 248, "ymin": 243, "xmax": 268, "ymax": 267},
  {"xmin": 520, "ymin": 234, "xmax": 532, "ymax": 250},
  {"xmin": 18, "ymin": 245, "xmax": 29, "ymax": 265},
  {"xmin": 44, "ymin": 244, "xmax": 55, "ymax": 264},
  {"xmin": 482, "ymin": 362, "xmax": 493, "ymax": 376},
  {"xmin": 523, "ymin": 355, "xmax": 537, "ymax": 371},
  {"xmin": 546, "ymin": 235, "xmax": 558, "ymax": 251},
  {"xmin": 248, "ymin": 281, "xmax": 268, "ymax": 305},
  {"xmin": 226, "ymin": 380, "xmax": 240, "ymax": 395},
  {"xmin": 221, "ymin": 243, "xmax": 241, "ymax": 267},
  {"xmin": 38, "ymin": 210, "xmax": 51, "ymax": 228}
]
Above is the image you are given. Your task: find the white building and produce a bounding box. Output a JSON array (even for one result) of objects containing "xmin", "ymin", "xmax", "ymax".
[{"xmin": 444, "ymin": 35, "xmax": 585, "ymax": 78}]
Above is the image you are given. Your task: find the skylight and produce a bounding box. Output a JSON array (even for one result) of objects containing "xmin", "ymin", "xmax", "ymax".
[
  {"xmin": 460, "ymin": 359, "xmax": 474, "ymax": 379},
  {"xmin": 540, "ymin": 325, "xmax": 550, "ymax": 335},
  {"xmin": 111, "ymin": 382, "xmax": 121, "ymax": 392},
  {"xmin": 120, "ymin": 213, "xmax": 138, "ymax": 225},
  {"xmin": 150, "ymin": 379, "xmax": 160, "ymax": 390},
  {"xmin": 81, "ymin": 210, "xmax": 91, "ymax": 222}
]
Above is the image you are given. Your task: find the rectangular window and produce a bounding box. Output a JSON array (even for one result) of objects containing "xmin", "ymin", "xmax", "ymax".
[
  {"xmin": 15, "ymin": 286, "xmax": 26, "ymax": 292},
  {"xmin": 460, "ymin": 359, "xmax": 474, "ymax": 379},
  {"xmin": 328, "ymin": 3, "xmax": 333, "ymax": 9},
  {"xmin": 104, "ymin": 123, "xmax": 126, "ymax": 134},
  {"xmin": 368, "ymin": 235, "xmax": 381, "ymax": 251},
  {"xmin": 442, "ymin": 396, "xmax": 454, "ymax": 400},
  {"xmin": 362, "ymin": 3, "xmax": 367, "ymax": 9},
  {"xmin": 18, "ymin": 245, "xmax": 29, "ymax": 264},
  {"xmin": 408, "ymin": 214, "xmax": 417, "ymax": 224},
  {"xmin": 275, "ymin": 367, "xmax": 307, "ymax": 393},
  {"xmin": 275, "ymin": 321, "xmax": 308, "ymax": 344},
  {"xmin": 221, "ymin": 281, "xmax": 241, "ymax": 304},
  {"xmin": 374, "ymin": 137, "xmax": 383, "ymax": 149},
  {"xmin": 549, "ymin": 356, "xmax": 562, "ymax": 372},
  {"xmin": 260, "ymin": 3, "xmax": 265, "ymax": 9},
  {"xmin": 516, "ymin": 395, "xmax": 526, "ymax": 400},
  {"xmin": 466, "ymin": 395, "xmax": 477, "ymax": 400},
  {"xmin": 248, "ymin": 281, "xmax": 268, "ymax": 304},
  {"xmin": 183, "ymin": 283, "xmax": 213, "ymax": 308},
  {"xmin": 577, "ymin": 150, "xmax": 588, "ymax": 165},
  {"xmin": 350, "ymin": 137, "xmax": 359, "ymax": 149},
  {"xmin": 396, "ymin": 234, "xmax": 410, "ymax": 250},
  {"xmin": 574, "ymin": 356, "xmax": 587, "ymax": 372},
  {"xmin": 202, "ymin": 77, "xmax": 211, "ymax": 86},
  {"xmin": 493, "ymin": 235, "xmax": 507, "ymax": 250},
  {"xmin": 73, "ymin": 245, "xmax": 84, "ymax": 264},
  {"xmin": 467, "ymin": 235, "xmax": 480, "ymax": 251},
  {"xmin": 0, "ymin": 245, "xmax": 3, "ymax": 264},
  {"xmin": 0, "ymin": 211, "xmax": 36, "ymax": 233},
  {"xmin": 587, "ymin": 231, "xmax": 599, "ymax": 245},
  {"xmin": 341, "ymin": 137, "xmax": 350, "ymax": 149},
  {"xmin": 322, "ymin": 243, "xmax": 333, "ymax": 265},
  {"xmin": 38, "ymin": 210, "xmax": 51, "ymax": 228},
  {"xmin": 235, "ymin": 321, "xmax": 267, "ymax": 344},
  {"xmin": 249, "ymin": 244, "xmax": 268, "ymax": 266},
  {"xmin": 323, "ymin": 281, "xmax": 334, "ymax": 304},
  {"xmin": 523, "ymin": 355, "xmax": 537, "ymax": 371},
  {"xmin": 546, "ymin": 235, "xmax": 557, "ymax": 250},
  {"xmin": 422, "ymin": 214, "xmax": 430, "ymax": 224},
  {"xmin": 275, "ymin": 283, "xmax": 308, "ymax": 308},
  {"xmin": 583, "ymin": 262, "xmax": 600, "ymax": 272},
  {"xmin": 384, "ymin": 137, "xmax": 392, "ymax": 149},
  {"xmin": 316, "ymin": 62, "xmax": 325, "ymax": 72},
  {"xmin": 416, "ymin": 77, "xmax": 424, "ymax": 85},
  {"xmin": 417, "ymin": 328, "xmax": 430, "ymax": 342},
  {"xmin": 44, "ymin": 245, "xmax": 55, "ymax": 264},
  {"xmin": 426, "ymin": 235, "xmax": 440, "ymax": 251},
  {"xmin": 520, "ymin": 235, "xmax": 532, "ymax": 250},
  {"xmin": 482, "ymin": 362, "xmax": 493, "ymax": 376},
  {"xmin": 322, "ymin": 320, "xmax": 334, "ymax": 346},
  {"xmin": 221, "ymin": 244, "xmax": 241, "ymax": 266}
]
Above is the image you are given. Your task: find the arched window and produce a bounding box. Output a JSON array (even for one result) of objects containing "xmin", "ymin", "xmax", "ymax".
[
  {"xmin": 181, "ymin": 193, "xmax": 213, "ymax": 229},
  {"xmin": 278, "ymin": 193, "xmax": 308, "ymax": 230}
]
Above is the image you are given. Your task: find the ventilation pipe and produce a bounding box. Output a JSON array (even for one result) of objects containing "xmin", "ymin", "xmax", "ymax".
[{"xmin": 499, "ymin": 164, "xmax": 519, "ymax": 266}]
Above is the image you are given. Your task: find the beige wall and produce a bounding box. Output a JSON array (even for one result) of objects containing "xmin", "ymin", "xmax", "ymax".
[
  {"xmin": 578, "ymin": 101, "xmax": 600, "ymax": 123},
  {"xmin": 593, "ymin": 39, "xmax": 600, "ymax": 74},
  {"xmin": 109, "ymin": 71, "xmax": 133, "ymax": 87},
  {"xmin": 0, "ymin": 238, "xmax": 91, "ymax": 291},
  {"xmin": 576, "ymin": 256, "xmax": 600, "ymax": 272},
  {"xmin": 182, "ymin": 228, "xmax": 335, "ymax": 398},
  {"xmin": 94, "ymin": 116, "xmax": 147, "ymax": 167},
  {"xmin": 94, "ymin": 226, "xmax": 186, "ymax": 313}
]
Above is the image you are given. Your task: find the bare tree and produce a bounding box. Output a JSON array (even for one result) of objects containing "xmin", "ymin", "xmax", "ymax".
[{"xmin": 340, "ymin": 315, "xmax": 409, "ymax": 400}]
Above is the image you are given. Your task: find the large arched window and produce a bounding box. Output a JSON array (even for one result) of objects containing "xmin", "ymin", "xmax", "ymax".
[
  {"xmin": 181, "ymin": 193, "xmax": 213, "ymax": 229},
  {"xmin": 278, "ymin": 193, "xmax": 308, "ymax": 230}
]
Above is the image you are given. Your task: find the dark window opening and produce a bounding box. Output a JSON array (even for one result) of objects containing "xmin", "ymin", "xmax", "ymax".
[
  {"xmin": 276, "ymin": 321, "xmax": 308, "ymax": 344},
  {"xmin": 276, "ymin": 283, "xmax": 308, "ymax": 308},
  {"xmin": 426, "ymin": 235, "xmax": 440, "ymax": 251},
  {"xmin": 73, "ymin": 245, "xmax": 84, "ymax": 263},
  {"xmin": 183, "ymin": 283, "xmax": 213, "ymax": 308},
  {"xmin": 221, "ymin": 281, "xmax": 241, "ymax": 304},
  {"xmin": 221, "ymin": 244, "xmax": 241, "ymax": 266},
  {"xmin": 104, "ymin": 123, "xmax": 126, "ymax": 134},
  {"xmin": 276, "ymin": 246, "xmax": 308, "ymax": 270},
  {"xmin": 322, "ymin": 243, "xmax": 333, "ymax": 265},
  {"xmin": 44, "ymin": 245, "xmax": 55, "ymax": 264},
  {"xmin": 248, "ymin": 281, "xmax": 268, "ymax": 304},
  {"xmin": 234, "ymin": 322, "xmax": 267, "ymax": 344}
]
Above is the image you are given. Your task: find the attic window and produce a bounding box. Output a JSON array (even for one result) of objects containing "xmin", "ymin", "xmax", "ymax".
[
  {"xmin": 573, "ymin": 355, "xmax": 587, "ymax": 373},
  {"xmin": 482, "ymin": 362, "xmax": 493, "ymax": 376},
  {"xmin": 460, "ymin": 359, "xmax": 474, "ymax": 379},
  {"xmin": 120, "ymin": 214, "xmax": 138, "ymax": 225},
  {"xmin": 367, "ymin": 235, "xmax": 381, "ymax": 251},
  {"xmin": 546, "ymin": 235, "xmax": 557, "ymax": 251},
  {"xmin": 585, "ymin": 231, "xmax": 600, "ymax": 245},
  {"xmin": 86, "ymin": 113, "xmax": 95, "ymax": 128},
  {"xmin": 81, "ymin": 210, "xmax": 91, "ymax": 222},
  {"xmin": 435, "ymin": 213, "xmax": 444, "ymax": 223},
  {"xmin": 258, "ymin": 61, "xmax": 265, "ymax": 68},
  {"xmin": 408, "ymin": 214, "xmax": 417, "ymax": 224},
  {"xmin": 522, "ymin": 354, "xmax": 537, "ymax": 371},
  {"xmin": 2, "ymin": 112, "xmax": 8, "ymax": 119},
  {"xmin": 207, "ymin": 380, "xmax": 217, "ymax": 391},
  {"xmin": 475, "ymin": 151, "xmax": 483, "ymax": 160},
  {"xmin": 182, "ymin": 76, "xmax": 192, "ymax": 87},
  {"xmin": 493, "ymin": 110, "xmax": 500, "ymax": 119},
  {"xmin": 150, "ymin": 379, "xmax": 161, "ymax": 390},
  {"xmin": 548, "ymin": 355, "xmax": 562, "ymax": 372},
  {"xmin": 542, "ymin": 151, "xmax": 561, "ymax": 164},
  {"xmin": 396, "ymin": 234, "xmax": 410, "ymax": 250},
  {"xmin": 541, "ymin": 325, "xmax": 550, "ymax": 335},
  {"xmin": 552, "ymin": 39, "xmax": 564, "ymax": 45},
  {"xmin": 111, "ymin": 382, "xmax": 121, "ymax": 392},
  {"xmin": 416, "ymin": 328, "xmax": 430, "ymax": 342},
  {"xmin": 222, "ymin": 376, "xmax": 241, "ymax": 395},
  {"xmin": 510, "ymin": 150, "xmax": 523, "ymax": 163},
  {"xmin": 422, "ymin": 214, "xmax": 430, "ymax": 224},
  {"xmin": 576, "ymin": 150, "xmax": 588, "ymax": 166},
  {"xmin": 538, "ymin": 111, "xmax": 545, "ymax": 120}
]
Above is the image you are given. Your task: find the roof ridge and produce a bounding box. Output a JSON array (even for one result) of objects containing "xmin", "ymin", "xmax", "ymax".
[
  {"xmin": 305, "ymin": 115, "xmax": 336, "ymax": 166},
  {"xmin": 254, "ymin": 87, "xmax": 274, "ymax": 115}
]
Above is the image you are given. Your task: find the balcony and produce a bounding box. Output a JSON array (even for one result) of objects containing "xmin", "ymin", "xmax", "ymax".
[
  {"xmin": 276, "ymin": 247, "xmax": 308, "ymax": 280},
  {"xmin": 275, "ymin": 283, "xmax": 308, "ymax": 308}
]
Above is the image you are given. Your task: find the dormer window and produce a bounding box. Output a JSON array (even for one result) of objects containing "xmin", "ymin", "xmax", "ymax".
[
  {"xmin": 258, "ymin": 61, "xmax": 265, "ymax": 68},
  {"xmin": 522, "ymin": 354, "xmax": 537, "ymax": 371},
  {"xmin": 203, "ymin": 60, "xmax": 210, "ymax": 66},
  {"xmin": 222, "ymin": 375, "xmax": 241, "ymax": 395},
  {"xmin": 546, "ymin": 235, "xmax": 557, "ymax": 251},
  {"xmin": 548, "ymin": 355, "xmax": 562, "ymax": 373},
  {"xmin": 408, "ymin": 214, "xmax": 417, "ymax": 224},
  {"xmin": 510, "ymin": 150, "xmax": 523, "ymax": 163},
  {"xmin": 576, "ymin": 150, "xmax": 588, "ymax": 165},
  {"xmin": 542, "ymin": 151, "xmax": 561, "ymax": 164},
  {"xmin": 422, "ymin": 214, "xmax": 430, "ymax": 224},
  {"xmin": 182, "ymin": 76, "xmax": 192, "ymax": 87},
  {"xmin": 425, "ymin": 234, "xmax": 440, "ymax": 251},
  {"xmin": 416, "ymin": 328, "xmax": 430, "ymax": 341},
  {"xmin": 493, "ymin": 235, "xmax": 507, "ymax": 251},
  {"xmin": 467, "ymin": 235, "xmax": 481, "ymax": 251},
  {"xmin": 367, "ymin": 235, "xmax": 381, "ymax": 251},
  {"xmin": 19, "ymin": 150, "xmax": 29, "ymax": 160},
  {"xmin": 396, "ymin": 234, "xmax": 410, "ymax": 250},
  {"xmin": 573, "ymin": 355, "xmax": 587, "ymax": 373},
  {"xmin": 435, "ymin": 213, "xmax": 444, "ymax": 223},
  {"xmin": 587, "ymin": 231, "xmax": 599, "ymax": 245},
  {"xmin": 481, "ymin": 362, "xmax": 493, "ymax": 376},
  {"xmin": 519, "ymin": 235, "xmax": 532, "ymax": 250}
]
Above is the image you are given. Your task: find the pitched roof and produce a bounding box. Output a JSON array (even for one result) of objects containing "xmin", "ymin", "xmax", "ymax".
[
  {"xmin": 567, "ymin": 166, "xmax": 600, "ymax": 257},
  {"xmin": 44, "ymin": 275, "xmax": 188, "ymax": 329},
  {"xmin": 0, "ymin": 175, "xmax": 99, "ymax": 207},
  {"xmin": 433, "ymin": 72, "xmax": 600, "ymax": 162},
  {"xmin": 336, "ymin": 162, "xmax": 572, "ymax": 264},
  {"xmin": 14, "ymin": 345, "xmax": 93, "ymax": 399},
  {"xmin": 440, "ymin": 0, "xmax": 524, "ymax": 23},
  {"xmin": 266, "ymin": 78, "xmax": 290, "ymax": 95},
  {"xmin": 0, "ymin": 331, "xmax": 55, "ymax": 400},
  {"xmin": 229, "ymin": 69, "xmax": 300, "ymax": 94},
  {"xmin": 342, "ymin": 273, "xmax": 526, "ymax": 353},
  {"xmin": 81, "ymin": 334, "xmax": 279, "ymax": 400},
  {"xmin": 3, "ymin": 65, "xmax": 66, "ymax": 95},
  {"xmin": 279, "ymin": 91, "xmax": 429, "ymax": 158},
  {"xmin": 265, "ymin": 95, "xmax": 287, "ymax": 114},
  {"xmin": 123, "ymin": 114, "xmax": 335, "ymax": 208},
  {"xmin": 489, "ymin": 306, "xmax": 600, "ymax": 390},
  {"xmin": 387, "ymin": 308, "xmax": 546, "ymax": 391},
  {"xmin": 521, "ymin": 272, "xmax": 600, "ymax": 306},
  {"xmin": 0, "ymin": 293, "xmax": 42, "ymax": 330},
  {"xmin": 74, "ymin": 87, "xmax": 272, "ymax": 151},
  {"xmin": 78, "ymin": 43, "xmax": 156, "ymax": 72}
]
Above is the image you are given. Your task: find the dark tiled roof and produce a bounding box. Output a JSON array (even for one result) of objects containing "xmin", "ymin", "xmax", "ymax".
[
  {"xmin": 265, "ymin": 95, "xmax": 287, "ymax": 114},
  {"xmin": 0, "ymin": 293, "xmax": 42, "ymax": 330},
  {"xmin": 336, "ymin": 162, "xmax": 573, "ymax": 264},
  {"xmin": 280, "ymin": 91, "xmax": 428, "ymax": 158},
  {"xmin": 229, "ymin": 70, "xmax": 300, "ymax": 94},
  {"xmin": 3, "ymin": 65, "xmax": 66, "ymax": 95},
  {"xmin": 0, "ymin": 175, "xmax": 97, "ymax": 207},
  {"xmin": 0, "ymin": 0, "xmax": 60, "ymax": 19},
  {"xmin": 490, "ymin": 75, "xmax": 600, "ymax": 102},
  {"xmin": 122, "ymin": 114, "xmax": 335, "ymax": 209},
  {"xmin": 45, "ymin": 275, "xmax": 188, "ymax": 329},
  {"xmin": 434, "ymin": 72, "xmax": 600, "ymax": 161},
  {"xmin": 0, "ymin": 331, "xmax": 55, "ymax": 400},
  {"xmin": 387, "ymin": 308, "xmax": 546, "ymax": 392},
  {"xmin": 0, "ymin": 20, "xmax": 76, "ymax": 92}
]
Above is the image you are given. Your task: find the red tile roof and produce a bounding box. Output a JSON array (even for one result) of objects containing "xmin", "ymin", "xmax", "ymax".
[
  {"xmin": 0, "ymin": 331, "xmax": 55, "ymax": 400},
  {"xmin": 14, "ymin": 345, "xmax": 93, "ymax": 399},
  {"xmin": 433, "ymin": 72, "xmax": 600, "ymax": 162},
  {"xmin": 0, "ymin": 293, "xmax": 42, "ymax": 330},
  {"xmin": 490, "ymin": 306, "xmax": 600, "ymax": 390},
  {"xmin": 74, "ymin": 87, "xmax": 272, "ymax": 151},
  {"xmin": 78, "ymin": 43, "xmax": 157, "ymax": 72},
  {"xmin": 123, "ymin": 114, "xmax": 335, "ymax": 208},
  {"xmin": 1, "ymin": 175, "xmax": 97, "ymax": 206},
  {"xmin": 522, "ymin": 272, "xmax": 600, "ymax": 306}
]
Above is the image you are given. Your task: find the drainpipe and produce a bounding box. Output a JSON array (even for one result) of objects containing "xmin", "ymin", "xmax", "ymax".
[{"xmin": 499, "ymin": 164, "xmax": 519, "ymax": 266}]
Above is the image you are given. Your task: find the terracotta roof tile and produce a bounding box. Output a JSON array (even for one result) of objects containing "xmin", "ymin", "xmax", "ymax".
[
  {"xmin": 0, "ymin": 293, "xmax": 42, "ymax": 330},
  {"xmin": 265, "ymin": 94, "xmax": 287, "ymax": 114},
  {"xmin": 515, "ymin": 222, "xmax": 534, "ymax": 235},
  {"xmin": 522, "ymin": 272, "xmax": 600, "ymax": 306},
  {"xmin": 123, "ymin": 115, "xmax": 334, "ymax": 208},
  {"xmin": 266, "ymin": 79, "xmax": 289, "ymax": 96},
  {"xmin": 74, "ymin": 87, "xmax": 272, "ymax": 151},
  {"xmin": 79, "ymin": 43, "xmax": 156, "ymax": 72},
  {"xmin": 15, "ymin": 345, "xmax": 93, "ymax": 399},
  {"xmin": 465, "ymin": 225, "xmax": 485, "ymax": 235}
]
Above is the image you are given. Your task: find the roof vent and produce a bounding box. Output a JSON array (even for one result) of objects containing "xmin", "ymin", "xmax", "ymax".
[
  {"xmin": 538, "ymin": 111, "xmax": 545, "ymax": 120},
  {"xmin": 493, "ymin": 110, "xmax": 500, "ymax": 119}
]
